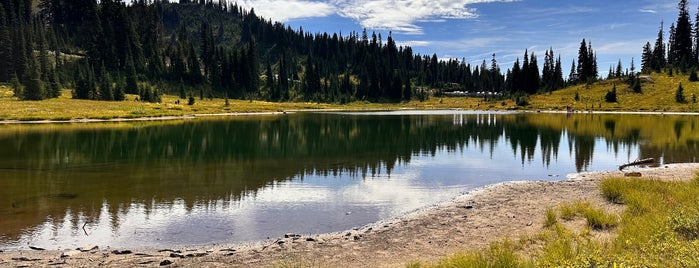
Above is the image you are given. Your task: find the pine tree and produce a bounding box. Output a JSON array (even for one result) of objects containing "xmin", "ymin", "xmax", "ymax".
[
  {"xmin": 671, "ymin": 0, "xmax": 693, "ymax": 69},
  {"xmin": 125, "ymin": 56, "xmax": 138, "ymax": 94},
  {"xmin": 23, "ymin": 60, "xmax": 44, "ymax": 100},
  {"xmin": 653, "ymin": 21, "xmax": 666, "ymax": 72},
  {"xmin": 632, "ymin": 76, "xmax": 642, "ymax": 93},
  {"xmin": 0, "ymin": 5, "xmax": 11, "ymax": 82},
  {"xmin": 99, "ymin": 64, "xmax": 113, "ymax": 100},
  {"xmin": 641, "ymin": 42, "xmax": 653, "ymax": 74},
  {"xmin": 113, "ymin": 79, "xmax": 125, "ymax": 101},
  {"xmin": 605, "ymin": 84, "xmax": 617, "ymax": 103},
  {"xmin": 676, "ymin": 82, "xmax": 686, "ymax": 103},
  {"xmin": 10, "ymin": 73, "xmax": 22, "ymax": 97}
]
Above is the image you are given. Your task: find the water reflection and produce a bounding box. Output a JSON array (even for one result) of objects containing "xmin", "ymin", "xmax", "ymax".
[{"xmin": 1, "ymin": 112, "xmax": 698, "ymax": 249}]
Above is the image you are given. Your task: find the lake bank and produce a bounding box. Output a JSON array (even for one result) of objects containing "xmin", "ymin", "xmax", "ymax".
[{"xmin": 3, "ymin": 163, "xmax": 697, "ymax": 267}]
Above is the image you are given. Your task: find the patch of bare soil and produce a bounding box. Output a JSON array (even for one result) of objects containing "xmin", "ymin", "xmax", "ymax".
[{"xmin": 2, "ymin": 164, "xmax": 698, "ymax": 267}]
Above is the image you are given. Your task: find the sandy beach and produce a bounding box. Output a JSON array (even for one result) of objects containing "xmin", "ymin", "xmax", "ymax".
[{"xmin": 2, "ymin": 163, "xmax": 698, "ymax": 267}]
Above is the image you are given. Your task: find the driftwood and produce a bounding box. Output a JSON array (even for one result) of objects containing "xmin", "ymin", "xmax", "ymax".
[{"xmin": 619, "ymin": 158, "xmax": 655, "ymax": 171}]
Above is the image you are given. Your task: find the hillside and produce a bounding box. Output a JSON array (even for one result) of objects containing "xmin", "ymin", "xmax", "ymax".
[{"xmin": 526, "ymin": 72, "xmax": 699, "ymax": 112}]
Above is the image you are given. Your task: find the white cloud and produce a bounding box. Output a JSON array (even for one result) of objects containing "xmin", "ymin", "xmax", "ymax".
[
  {"xmin": 334, "ymin": 0, "xmax": 518, "ymax": 34},
  {"xmin": 238, "ymin": 0, "xmax": 336, "ymax": 22},
  {"xmin": 639, "ymin": 9, "xmax": 657, "ymax": 13},
  {"xmin": 396, "ymin": 40, "xmax": 432, "ymax": 47}
]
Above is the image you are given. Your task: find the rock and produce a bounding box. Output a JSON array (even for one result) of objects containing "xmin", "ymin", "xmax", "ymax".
[
  {"xmin": 305, "ymin": 237, "xmax": 316, "ymax": 242},
  {"xmin": 61, "ymin": 250, "xmax": 81, "ymax": 258},
  {"xmin": 344, "ymin": 232, "xmax": 352, "ymax": 237},
  {"xmin": 77, "ymin": 245, "xmax": 98, "ymax": 252},
  {"xmin": 276, "ymin": 240, "xmax": 286, "ymax": 245},
  {"xmin": 185, "ymin": 252, "xmax": 208, "ymax": 258},
  {"xmin": 158, "ymin": 249, "xmax": 182, "ymax": 253},
  {"xmin": 284, "ymin": 233, "xmax": 301, "ymax": 239},
  {"xmin": 625, "ymin": 172, "xmax": 642, "ymax": 177},
  {"xmin": 111, "ymin": 250, "xmax": 132, "ymax": 255},
  {"xmin": 527, "ymin": 222, "xmax": 533, "ymax": 226},
  {"xmin": 29, "ymin": 246, "xmax": 45, "ymax": 251},
  {"xmin": 159, "ymin": 260, "xmax": 173, "ymax": 266},
  {"xmin": 353, "ymin": 235, "xmax": 361, "ymax": 241},
  {"xmin": 461, "ymin": 205, "xmax": 474, "ymax": 209},
  {"xmin": 170, "ymin": 253, "xmax": 185, "ymax": 258},
  {"xmin": 12, "ymin": 257, "xmax": 41, "ymax": 261}
]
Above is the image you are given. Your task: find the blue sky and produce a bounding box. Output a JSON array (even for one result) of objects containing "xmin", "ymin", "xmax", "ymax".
[{"xmin": 235, "ymin": 0, "xmax": 689, "ymax": 77}]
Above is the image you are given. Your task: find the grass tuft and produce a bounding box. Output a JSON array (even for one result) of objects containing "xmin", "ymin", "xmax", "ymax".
[
  {"xmin": 544, "ymin": 208, "xmax": 557, "ymax": 228},
  {"xmin": 415, "ymin": 172, "xmax": 699, "ymax": 267}
]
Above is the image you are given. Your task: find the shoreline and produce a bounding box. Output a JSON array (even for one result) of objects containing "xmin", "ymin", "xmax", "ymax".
[
  {"xmin": 1, "ymin": 108, "xmax": 699, "ymax": 125},
  {"xmin": 3, "ymin": 164, "xmax": 698, "ymax": 267}
]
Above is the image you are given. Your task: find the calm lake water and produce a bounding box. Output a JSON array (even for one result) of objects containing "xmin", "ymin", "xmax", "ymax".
[{"xmin": 1, "ymin": 111, "xmax": 698, "ymax": 250}]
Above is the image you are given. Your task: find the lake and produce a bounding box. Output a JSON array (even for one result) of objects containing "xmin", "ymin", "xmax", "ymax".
[{"xmin": 1, "ymin": 111, "xmax": 697, "ymax": 250}]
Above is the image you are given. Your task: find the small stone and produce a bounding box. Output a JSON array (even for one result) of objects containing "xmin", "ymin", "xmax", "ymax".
[
  {"xmin": 345, "ymin": 232, "xmax": 351, "ymax": 237},
  {"xmin": 526, "ymin": 222, "xmax": 533, "ymax": 226},
  {"xmin": 306, "ymin": 237, "xmax": 316, "ymax": 242},
  {"xmin": 185, "ymin": 252, "xmax": 207, "ymax": 258},
  {"xmin": 277, "ymin": 240, "xmax": 285, "ymax": 245},
  {"xmin": 12, "ymin": 257, "xmax": 41, "ymax": 261},
  {"xmin": 170, "ymin": 253, "xmax": 185, "ymax": 258},
  {"xmin": 159, "ymin": 260, "xmax": 173, "ymax": 266},
  {"xmin": 77, "ymin": 245, "xmax": 98, "ymax": 252},
  {"xmin": 61, "ymin": 250, "xmax": 81, "ymax": 258},
  {"xmin": 353, "ymin": 235, "xmax": 361, "ymax": 241},
  {"xmin": 111, "ymin": 250, "xmax": 132, "ymax": 255},
  {"xmin": 29, "ymin": 246, "xmax": 45, "ymax": 251},
  {"xmin": 284, "ymin": 233, "xmax": 301, "ymax": 239},
  {"xmin": 462, "ymin": 205, "xmax": 474, "ymax": 209},
  {"xmin": 625, "ymin": 172, "xmax": 642, "ymax": 177}
]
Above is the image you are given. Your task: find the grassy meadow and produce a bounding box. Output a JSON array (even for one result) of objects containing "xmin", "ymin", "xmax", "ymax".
[
  {"xmin": 409, "ymin": 174, "xmax": 699, "ymax": 267},
  {"xmin": 528, "ymin": 72, "xmax": 699, "ymax": 112},
  {"xmin": 0, "ymin": 86, "xmax": 488, "ymax": 121},
  {"xmin": 1, "ymin": 72, "xmax": 697, "ymax": 121}
]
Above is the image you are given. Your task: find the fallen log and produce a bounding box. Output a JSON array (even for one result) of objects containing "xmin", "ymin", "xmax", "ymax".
[{"xmin": 619, "ymin": 158, "xmax": 655, "ymax": 171}]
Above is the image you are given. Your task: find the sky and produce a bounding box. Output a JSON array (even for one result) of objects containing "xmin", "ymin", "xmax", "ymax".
[{"xmin": 232, "ymin": 0, "xmax": 690, "ymax": 77}]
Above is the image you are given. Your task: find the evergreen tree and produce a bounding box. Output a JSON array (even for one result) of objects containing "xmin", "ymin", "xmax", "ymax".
[
  {"xmin": 670, "ymin": 0, "xmax": 693, "ymax": 69},
  {"xmin": 652, "ymin": 21, "xmax": 666, "ymax": 72},
  {"xmin": 605, "ymin": 84, "xmax": 617, "ymax": 103},
  {"xmin": 23, "ymin": 60, "xmax": 44, "ymax": 100},
  {"xmin": 641, "ymin": 42, "xmax": 653, "ymax": 74},
  {"xmin": 0, "ymin": 5, "xmax": 11, "ymax": 82},
  {"xmin": 632, "ymin": 76, "xmax": 642, "ymax": 93},
  {"xmin": 125, "ymin": 56, "xmax": 138, "ymax": 94},
  {"xmin": 99, "ymin": 64, "xmax": 113, "ymax": 100},
  {"xmin": 576, "ymin": 39, "xmax": 598, "ymax": 83},
  {"xmin": 690, "ymin": 68, "xmax": 699, "ymax": 81},
  {"xmin": 10, "ymin": 73, "xmax": 22, "ymax": 97},
  {"xmin": 113, "ymin": 79, "xmax": 125, "ymax": 101},
  {"xmin": 676, "ymin": 82, "xmax": 686, "ymax": 103}
]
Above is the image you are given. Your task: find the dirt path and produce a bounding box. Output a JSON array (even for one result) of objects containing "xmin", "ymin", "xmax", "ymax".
[{"xmin": 2, "ymin": 164, "xmax": 698, "ymax": 267}]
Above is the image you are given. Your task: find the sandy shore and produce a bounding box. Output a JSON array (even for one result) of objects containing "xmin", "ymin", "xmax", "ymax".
[{"xmin": 2, "ymin": 163, "xmax": 698, "ymax": 267}]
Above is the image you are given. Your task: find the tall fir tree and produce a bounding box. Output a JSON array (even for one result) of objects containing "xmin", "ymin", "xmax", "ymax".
[{"xmin": 670, "ymin": 0, "xmax": 693, "ymax": 69}]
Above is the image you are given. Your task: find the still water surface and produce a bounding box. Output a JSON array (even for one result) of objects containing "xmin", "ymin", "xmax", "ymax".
[{"xmin": 1, "ymin": 111, "xmax": 697, "ymax": 250}]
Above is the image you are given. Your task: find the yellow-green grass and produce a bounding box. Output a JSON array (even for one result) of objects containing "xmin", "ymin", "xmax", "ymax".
[
  {"xmin": 412, "ymin": 174, "xmax": 699, "ymax": 267},
  {"xmin": 0, "ymin": 87, "xmax": 490, "ymax": 121},
  {"xmin": 527, "ymin": 72, "xmax": 699, "ymax": 112},
  {"xmin": 2, "ymin": 72, "xmax": 698, "ymax": 121}
]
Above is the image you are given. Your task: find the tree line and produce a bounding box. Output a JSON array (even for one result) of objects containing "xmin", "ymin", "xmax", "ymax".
[
  {"xmin": 641, "ymin": 0, "xmax": 699, "ymax": 74},
  {"xmin": 0, "ymin": 0, "xmax": 600, "ymax": 103}
]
